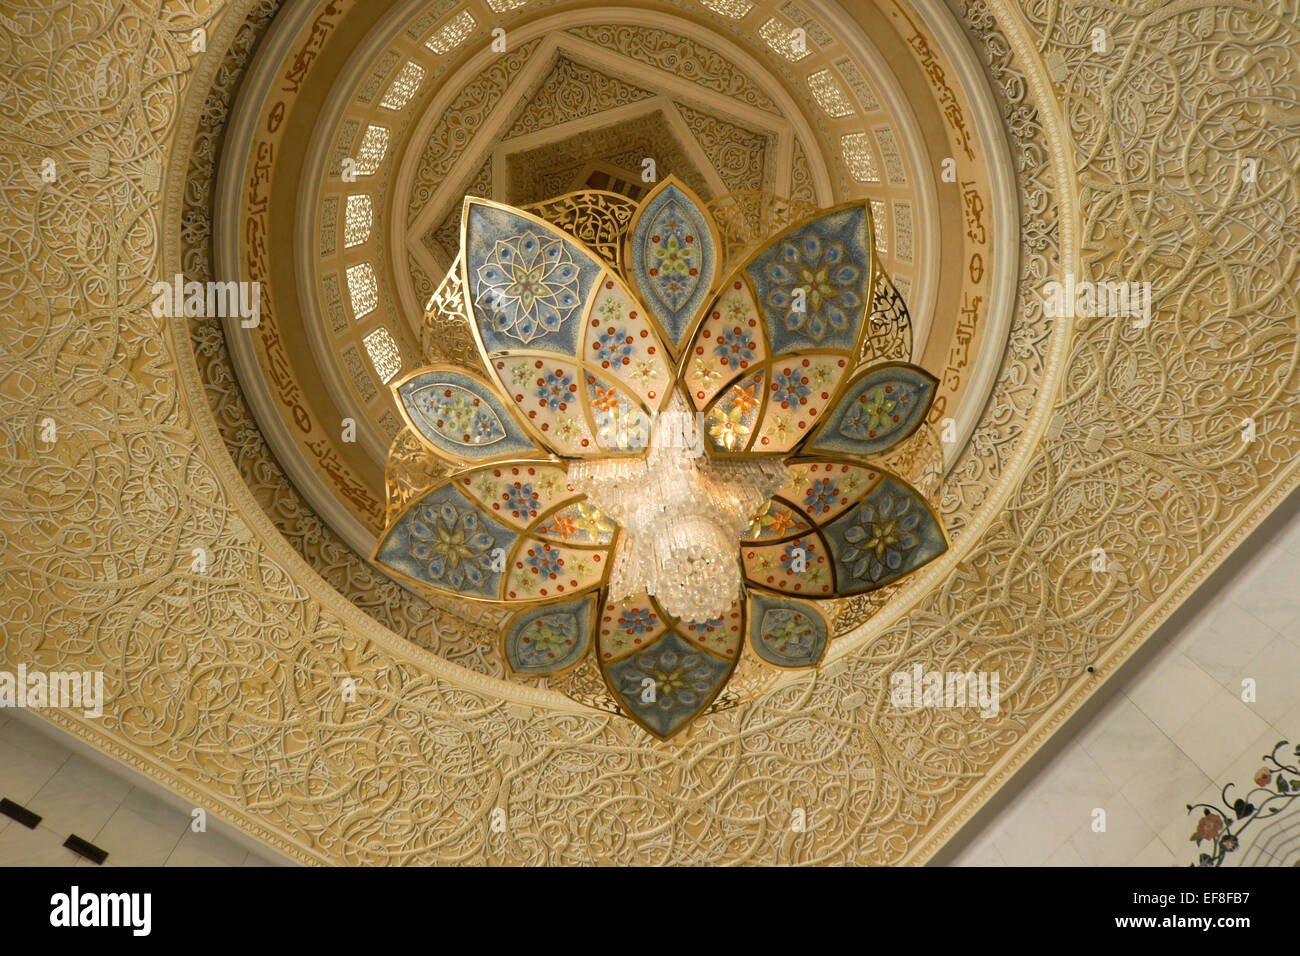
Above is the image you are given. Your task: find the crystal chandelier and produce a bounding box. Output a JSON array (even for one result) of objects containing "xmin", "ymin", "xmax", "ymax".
[
  {"xmin": 568, "ymin": 394, "xmax": 790, "ymax": 622},
  {"xmin": 374, "ymin": 177, "xmax": 949, "ymax": 739}
]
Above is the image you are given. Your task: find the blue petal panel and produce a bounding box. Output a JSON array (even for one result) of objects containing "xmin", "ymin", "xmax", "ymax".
[
  {"xmin": 463, "ymin": 201, "xmax": 604, "ymax": 356},
  {"xmin": 804, "ymin": 362, "xmax": 938, "ymax": 457},
  {"xmin": 373, "ymin": 484, "xmax": 517, "ymax": 600},
  {"xmin": 746, "ymin": 592, "xmax": 829, "ymax": 668},
  {"xmin": 744, "ymin": 205, "xmax": 871, "ymax": 353},
  {"xmin": 503, "ymin": 594, "xmax": 595, "ymax": 675},
  {"xmin": 627, "ymin": 179, "xmax": 717, "ymax": 354},
  {"xmin": 820, "ymin": 474, "xmax": 948, "ymax": 594},
  {"xmin": 395, "ymin": 367, "xmax": 540, "ymax": 463},
  {"xmin": 603, "ymin": 630, "xmax": 734, "ymax": 740}
]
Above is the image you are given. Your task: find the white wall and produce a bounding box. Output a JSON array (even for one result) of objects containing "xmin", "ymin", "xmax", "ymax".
[{"xmin": 0, "ymin": 711, "xmax": 289, "ymax": 867}]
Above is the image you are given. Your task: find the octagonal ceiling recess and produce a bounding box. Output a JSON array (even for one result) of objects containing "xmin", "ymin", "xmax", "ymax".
[{"xmin": 211, "ymin": 0, "xmax": 1018, "ymax": 679}]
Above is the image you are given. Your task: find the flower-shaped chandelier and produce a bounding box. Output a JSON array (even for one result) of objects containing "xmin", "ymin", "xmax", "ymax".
[{"xmin": 375, "ymin": 178, "xmax": 948, "ymax": 739}]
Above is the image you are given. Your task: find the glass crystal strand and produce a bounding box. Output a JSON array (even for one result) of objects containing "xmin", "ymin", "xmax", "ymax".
[{"xmin": 567, "ymin": 394, "xmax": 792, "ymax": 622}]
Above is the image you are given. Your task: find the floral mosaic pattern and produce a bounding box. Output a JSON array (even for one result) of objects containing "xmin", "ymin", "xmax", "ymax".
[
  {"xmin": 744, "ymin": 206, "xmax": 870, "ymax": 352},
  {"xmin": 380, "ymin": 178, "xmax": 943, "ymax": 735},
  {"xmin": 475, "ymin": 232, "xmax": 583, "ymax": 344},
  {"xmin": 375, "ymin": 469, "xmax": 613, "ymax": 603},
  {"xmin": 842, "ymin": 495, "xmax": 924, "ymax": 582},
  {"xmin": 503, "ymin": 595, "xmax": 595, "ymax": 676},
  {"xmin": 628, "ymin": 180, "xmax": 718, "ymax": 352},
  {"xmin": 823, "ymin": 476, "xmax": 947, "ymax": 593},
  {"xmin": 420, "ymin": 383, "xmax": 505, "ymax": 444},
  {"xmin": 538, "ymin": 502, "xmax": 615, "ymax": 545},
  {"xmin": 763, "ymin": 235, "xmax": 861, "ymax": 343},
  {"xmin": 746, "ymin": 500, "xmax": 811, "ymax": 540},
  {"xmin": 407, "ymin": 501, "xmax": 498, "ymax": 590},
  {"xmin": 396, "ymin": 368, "xmax": 540, "ymax": 463},
  {"xmin": 807, "ymin": 362, "xmax": 938, "ymax": 458},
  {"xmin": 516, "ymin": 613, "xmax": 579, "ymax": 664},
  {"xmin": 748, "ymin": 593, "xmax": 829, "ymax": 668},
  {"xmin": 618, "ymin": 647, "xmax": 715, "ymax": 708},
  {"xmin": 605, "ymin": 631, "xmax": 736, "ymax": 738},
  {"xmin": 1187, "ymin": 740, "xmax": 1300, "ymax": 866}
]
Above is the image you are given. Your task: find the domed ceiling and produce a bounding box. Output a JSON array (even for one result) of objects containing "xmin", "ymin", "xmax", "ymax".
[
  {"xmin": 2, "ymin": 0, "xmax": 1297, "ymax": 863},
  {"xmin": 200, "ymin": 0, "xmax": 1020, "ymax": 681}
]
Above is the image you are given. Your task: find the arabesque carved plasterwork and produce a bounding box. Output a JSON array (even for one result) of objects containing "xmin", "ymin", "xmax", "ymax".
[
  {"xmin": 0, "ymin": 0, "xmax": 1296, "ymax": 865},
  {"xmin": 179, "ymin": 0, "xmax": 511, "ymax": 675}
]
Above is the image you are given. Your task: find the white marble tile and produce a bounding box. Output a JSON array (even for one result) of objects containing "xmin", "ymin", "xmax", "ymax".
[
  {"xmin": 0, "ymin": 717, "xmax": 75, "ymax": 766},
  {"xmin": 1069, "ymin": 792, "xmax": 1156, "ymax": 866},
  {"xmin": 0, "ymin": 820, "xmax": 82, "ymax": 866},
  {"xmin": 1237, "ymin": 554, "xmax": 1300, "ymax": 634},
  {"xmin": 989, "ymin": 793, "xmax": 1078, "ymax": 866},
  {"xmin": 1119, "ymin": 737, "xmax": 1210, "ymax": 832},
  {"xmin": 28, "ymin": 762, "xmax": 127, "ymax": 840},
  {"xmin": 1024, "ymin": 747, "xmax": 1117, "ymax": 823},
  {"xmin": 1128, "ymin": 835, "xmax": 1178, "ymax": 867},
  {"xmin": 1081, "ymin": 696, "xmax": 1168, "ymax": 790},
  {"xmin": 1176, "ymin": 610, "xmax": 1277, "ymax": 685},
  {"xmin": 0, "ymin": 737, "xmax": 65, "ymax": 805},
  {"xmin": 1171, "ymin": 599, "xmax": 1269, "ymax": 655},
  {"xmin": 93, "ymin": 804, "xmax": 186, "ymax": 867},
  {"xmin": 1232, "ymin": 636, "xmax": 1300, "ymax": 725},
  {"xmin": 1280, "ymin": 614, "xmax": 1300, "ymax": 651},
  {"xmin": 1171, "ymin": 686, "xmax": 1272, "ymax": 779},
  {"xmin": 1123, "ymin": 647, "xmax": 1222, "ymax": 736},
  {"xmin": 165, "ymin": 827, "xmax": 249, "ymax": 867},
  {"xmin": 1044, "ymin": 841, "xmax": 1086, "ymax": 866},
  {"xmin": 1274, "ymin": 699, "xmax": 1300, "ymax": 739},
  {"xmin": 949, "ymin": 837, "xmax": 1007, "ymax": 867},
  {"xmin": 58, "ymin": 753, "xmax": 133, "ymax": 802}
]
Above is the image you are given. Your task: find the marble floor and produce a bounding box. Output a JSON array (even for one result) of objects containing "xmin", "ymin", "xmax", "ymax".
[{"xmin": 943, "ymin": 488, "xmax": 1300, "ymax": 866}]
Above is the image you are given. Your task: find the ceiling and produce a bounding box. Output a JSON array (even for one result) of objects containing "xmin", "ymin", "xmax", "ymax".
[
  {"xmin": 0, "ymin": 0, "xmax": 1296, "ymax": 863},
  {"xmin": 204, "ymin": 0, "xmax": 1019, "ymax": 683}
]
